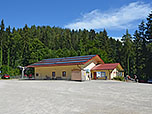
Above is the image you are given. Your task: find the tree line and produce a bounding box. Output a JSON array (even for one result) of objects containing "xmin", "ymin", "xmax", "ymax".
[{"xmin": 0, "ymin": 12, "xmax": 152, "ymax": 80}]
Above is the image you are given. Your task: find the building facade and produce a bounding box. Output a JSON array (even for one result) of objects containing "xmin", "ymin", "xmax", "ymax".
[
  {"xmin": 91, "ymin": 63, "xmax": 124, "ymax": 80},
  {"xmin": 27, "ymin": 55, "xmax": 124, "ymax": 81}
]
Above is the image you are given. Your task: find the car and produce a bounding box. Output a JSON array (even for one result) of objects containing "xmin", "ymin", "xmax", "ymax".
[
  {"xmin": 147, "ymin": 79, "xmax": 152, "ymax": 83},
  {"xmin": 1, "ymin": 74, "xmax": 10, "ymax": 79},
  {"xmin": 138, "ymin": 79, "xmax": 147, "ymax": 83}
]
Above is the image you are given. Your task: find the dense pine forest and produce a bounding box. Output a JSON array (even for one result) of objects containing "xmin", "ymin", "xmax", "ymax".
[{"xmin": 0, "ymin": 12, "xmax": 152, "ymax": 80}]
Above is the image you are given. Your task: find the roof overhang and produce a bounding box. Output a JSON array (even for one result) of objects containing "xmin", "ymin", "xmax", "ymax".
[{"xmin": 84, "ymin": 55, "xmax": 104, "ymax": 64}]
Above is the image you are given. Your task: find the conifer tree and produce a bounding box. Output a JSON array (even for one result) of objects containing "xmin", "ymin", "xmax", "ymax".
[
  {"xmin": 0, "ymin": 19, "xmax": 5, "ymax": 67},
  {"xmin": 146, "ymin": 11, "xmax": 152, "ymax": 42},
  {"xmin": 121, "ymin": 29, "xmax": 133, "ymax": 76},
  {"xmin": 145, "ymin": 11, "xmax": 152, "ymax": 79}
]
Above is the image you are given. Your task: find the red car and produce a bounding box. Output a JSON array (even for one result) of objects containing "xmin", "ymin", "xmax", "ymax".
[{"xmin": 1, "ymin": 74, "xmax": 10, "ymax": 79}]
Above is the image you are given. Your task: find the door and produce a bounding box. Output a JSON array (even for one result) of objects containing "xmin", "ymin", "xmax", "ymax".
[
  {"xmin": 52, "ymin": 72, "xmax": 55, "ymax": 79},
  {"xmin": 94, "ymin": 72, "xmax": 97, "ymax": 80},
  {"xmin": 71, "ymin": 70, "xmax": 81, "ymax": 81}
]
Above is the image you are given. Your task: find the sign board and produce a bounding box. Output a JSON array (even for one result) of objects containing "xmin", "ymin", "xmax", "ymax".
[{"xmin": 85, "ymin": 69, "xmax": 90, "ymax": 73}]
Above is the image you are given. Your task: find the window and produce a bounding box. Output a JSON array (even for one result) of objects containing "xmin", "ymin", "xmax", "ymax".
[
  {"xmin": 117, "ymin": 72, "xmax": 122, "ymax": 76},
  {"xmin": 97, "ymin": 72, "xmax": 106, "ymax": 77},
  {"xmin": 101, "ymin": 72, "xmax": 106, "ymax": 77},
  {"xmin": 36, "ymin": 73, "xmax": 39, "ymax": 76},
  {"xmin": 52, "ymin": 72, "xmax": 55, "ymax": 77},
  {"xmin": 62, "ymin": 71, "xmax": 66, "ymax": 77}
]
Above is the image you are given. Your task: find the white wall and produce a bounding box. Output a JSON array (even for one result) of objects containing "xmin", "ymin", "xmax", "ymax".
[
  {"xmin": 81, "ymin": 70, "xmax": 86, "ymax": 81},
  {"xmin": 84, "ymin": 62, "xmax": 96, "ymax": 80},
  {"xmin": 84, "ymin": 62, "xmax": 96, "ymax": 70},
  {"xmin": 110, "ymin": 68, "xmax": 117, "ymax": 79}
]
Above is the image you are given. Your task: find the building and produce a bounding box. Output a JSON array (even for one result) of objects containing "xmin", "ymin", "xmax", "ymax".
[
  {"xmin": 91, "ymin": 63, "xmax": 124, "ymax": 80},
  {"xmin": 27, "ymin": 55, "xmax": 124, "ymax": 80}
]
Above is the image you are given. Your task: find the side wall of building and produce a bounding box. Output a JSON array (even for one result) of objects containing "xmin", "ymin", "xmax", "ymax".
[
  {"xmin": 92, "ymin": 69, "xmax": 124, "ymax": 80},
  {"xmin": 110, "ymin": 68, "xmax": 117, "ymax": 79},
  {"xmin": 110, "ymin": 68, "xmax": 124, "ymax": 79},
  {"xmin": 35, "ymin": 65, "xmax": 81, "ymax": 80},
  {"xmin": 34, "ymin": 61, "xmax": 97, "ymax": 80},
  {"xmin": 91, "ymin": 70, "xmax": 112, "ymax": 80},
  {"xmin": 83, "ymin": 62, "xmax": 96, "ymax": 80}
]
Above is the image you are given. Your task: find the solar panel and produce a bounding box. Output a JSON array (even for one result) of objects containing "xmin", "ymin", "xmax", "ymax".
[
  {"xmin": 29, "ymin": 55, "xmax": 97, "ymax": 67},
  {"xmin": 43, "ymin": 55, "xmax": 96, "ymax": 60},
  {"xmin": 31, "ymin": 60, "xmax": 87, "ymax": 66},
  {"xmin": 39, "ymin": 58, "xmax": 91, "ymax": 63}
]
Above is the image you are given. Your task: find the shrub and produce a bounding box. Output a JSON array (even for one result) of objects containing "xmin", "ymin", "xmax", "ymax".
[
  {"xmin": 0, "ymin": 65, "xmax": 20, "ymax": 77},
  {"xmin": 113, "ymin": 76, "xmax": 124, "ymax": 81}
]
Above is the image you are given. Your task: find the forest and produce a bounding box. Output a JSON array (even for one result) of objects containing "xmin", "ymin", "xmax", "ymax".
[{"xmin": 0, "ymin": 12, "xmax": 152, "ymax": 80}]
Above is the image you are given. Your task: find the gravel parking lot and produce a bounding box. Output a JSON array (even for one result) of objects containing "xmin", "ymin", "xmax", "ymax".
[{"xmin": 0, "ymin": 80, "xmax": 152, "ymax": 114}]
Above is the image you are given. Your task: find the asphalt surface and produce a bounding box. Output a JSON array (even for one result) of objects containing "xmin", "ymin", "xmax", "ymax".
[{"xmin": 0, "ymin": 80, "xmax": 152, "ymax": 114}]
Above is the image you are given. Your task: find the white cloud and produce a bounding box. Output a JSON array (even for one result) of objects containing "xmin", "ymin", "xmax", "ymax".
[
  {"xmin": 65, "ymin": 2, "xmax": 151, "ymax": 30},
  {"xmin": 113, "ymin": 37, "xmax": 122, "ymax": 41}
]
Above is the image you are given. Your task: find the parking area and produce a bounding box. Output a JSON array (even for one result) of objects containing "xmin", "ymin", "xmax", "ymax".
[{"xmin": 0, "ymin": 80, "xmax": 152, "ymax": 114}]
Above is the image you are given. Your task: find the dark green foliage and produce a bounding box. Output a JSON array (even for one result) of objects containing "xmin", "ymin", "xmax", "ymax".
[
  {"xmin": 1, "ymin": 65, "xmax": 20, "ymax": 76},
  {"xmin": 121, "ymin": 29, "xmax": 134, "ymax": 76},
  {"xmin": 132, "ymin": 12, "xmax": 152, "ymax": 80},
  {"xmin": 133, "ymin": 30, "xmax": 145, "ymax": 78},
  {"xmin": 146, "ymin": 11, "xmax": 152, "ymax": 42},
  {"xmin": 0, "ymin": 19, "xmax": 5, "ymax": 67},
  {"xmin": 145, "ymin": 12, "xmax": 152, "ymax": 80}
]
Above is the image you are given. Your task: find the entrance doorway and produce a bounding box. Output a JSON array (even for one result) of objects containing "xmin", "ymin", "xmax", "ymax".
[{"xmin": 94, "ymin": 72, "xmax": 97, "ymax": 80}]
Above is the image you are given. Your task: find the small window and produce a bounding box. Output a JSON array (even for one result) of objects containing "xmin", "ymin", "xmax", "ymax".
[
  {"xmin": 101, "ymin": 72, "xmax": 106, "ymax": 77},
  {"xmin": 62, "ymin": 71, "xmax": 66, "ymax": 77},
  {"xmin": 36, "ymin": 73, "xmax": 39, "ymax": 76},
  {"xmin": 117, "ymin": 72, "xmax": 122, "ymax": 76},
  {"xmin": 52, "ymin": 72, "xmax": 55, "ymax": 77}
]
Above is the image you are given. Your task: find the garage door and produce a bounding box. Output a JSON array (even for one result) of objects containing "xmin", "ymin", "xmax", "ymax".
[{"xmin": 71, "ymin": 70, "xmax": 81, "ymax": 81}]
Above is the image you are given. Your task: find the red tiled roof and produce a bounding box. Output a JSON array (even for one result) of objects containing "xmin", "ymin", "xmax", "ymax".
[{"xmin": 91, "ymin": 63, "xmax": 120, "ymax": 70}]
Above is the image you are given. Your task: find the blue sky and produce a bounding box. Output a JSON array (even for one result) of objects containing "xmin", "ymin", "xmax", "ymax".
[{"xmin": 0, "ymin": 0, "xmax": 151, "ymax": 39}]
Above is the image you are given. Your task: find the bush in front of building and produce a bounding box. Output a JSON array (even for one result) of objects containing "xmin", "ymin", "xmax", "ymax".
[
  {"xmin": 0, "ymin": 65, "xmax": 20, "ymax": 78},
  {"xmin": 113, "ymin": 76, "xmax": 124, "ymax": 81}
]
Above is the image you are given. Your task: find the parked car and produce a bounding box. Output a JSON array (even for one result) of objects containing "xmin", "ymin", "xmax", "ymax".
[
  {"xmin": 1, "ymin": 74, "xmax": 10, "ymax": 79},
  {"xmin": 28, "ymin": 74, "xmax": 32, "ymax": 78},
  {"xmin": 138, "ymin": 79, "xmax": 147, "ymax": 83},
  {"xmin": 147, "ymin": 79, "xmax": 152, "ymax": 83}
]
